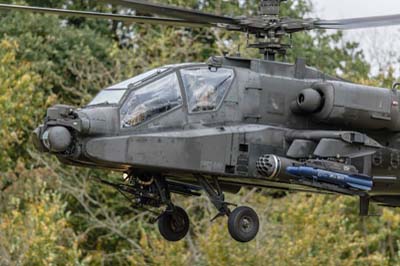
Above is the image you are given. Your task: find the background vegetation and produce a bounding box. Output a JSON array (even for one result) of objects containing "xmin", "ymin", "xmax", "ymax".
[{"xmin": 0, "ymin": 0, "xmax": 400, "ymax": 265}]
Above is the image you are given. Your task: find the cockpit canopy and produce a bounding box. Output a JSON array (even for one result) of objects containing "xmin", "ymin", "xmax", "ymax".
[
  {"xmin": 120, "ymin": 73, "xmax": 182, "ymax": 128},
  {"xmin": 88, "ymin": 67, "xmax": 168, "ymax": 106},
  {"xmin": 87, "ymin": 64, "xmax": 235, "ymax": 128},
  {"xmin": 181, "ymin": 67, "xmax": 234, "ymax": 113}
]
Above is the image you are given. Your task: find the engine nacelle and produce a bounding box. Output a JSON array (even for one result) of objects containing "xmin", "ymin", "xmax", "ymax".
[
  {"xmin": 296, "ymin": 88, "xmax": 323, "ymax": 113},
  {"xmin": 292, "ymin": 82, "xmax": 400, "ymax": 131}
]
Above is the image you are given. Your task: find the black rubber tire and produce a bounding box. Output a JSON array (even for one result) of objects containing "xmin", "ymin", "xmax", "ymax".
[
  {"xmin": 158, "ymin": 206, "xmax": 190, "ymax": 242},
  {"xmin": 228, "ymin": 206, "xmax": 259, "ymax": 243}
]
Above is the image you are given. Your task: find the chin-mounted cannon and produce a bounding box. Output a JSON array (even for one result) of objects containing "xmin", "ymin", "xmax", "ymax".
[{"xmin": 291, "ymin": 82, "xmax": 400, "ymax": 131}]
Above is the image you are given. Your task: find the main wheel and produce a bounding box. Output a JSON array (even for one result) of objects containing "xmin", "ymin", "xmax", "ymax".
[
  {"xmin": 228, "ymin": 206, "xmax": 259, "ymax": 242},
  {"xmin": 158, "ymin": 206, "xmax": 190, "ymax": 242}
]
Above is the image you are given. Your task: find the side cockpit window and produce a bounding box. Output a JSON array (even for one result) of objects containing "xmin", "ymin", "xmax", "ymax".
[
  {"xmin": 181, "ymin": 67, "xmax": 234, "ymax": 113},
  {"xmin": 120, "ymin": 73, "xmax": 182, "ymax": 128}
]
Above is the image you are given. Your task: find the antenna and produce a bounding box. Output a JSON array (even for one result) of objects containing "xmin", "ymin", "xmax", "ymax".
[{"xmin": 259, "ymin": 0, "xmax": 282, "ymax": 17}]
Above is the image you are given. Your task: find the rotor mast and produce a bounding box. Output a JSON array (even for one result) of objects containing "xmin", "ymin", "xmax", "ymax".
[{"xmin": 255, "ymin": 0, "xmax": 288, "ymax": 61}]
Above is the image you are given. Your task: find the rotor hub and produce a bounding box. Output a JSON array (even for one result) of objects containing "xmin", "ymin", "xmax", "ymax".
[{"xmin": 2, "ymin": 0, "xmax": 398, "ymax": 63}]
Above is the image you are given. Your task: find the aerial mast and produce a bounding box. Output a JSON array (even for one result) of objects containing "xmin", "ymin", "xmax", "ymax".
[{"xmin": 260, "ymin": 0, "xmax": 281, "ymax": 17}]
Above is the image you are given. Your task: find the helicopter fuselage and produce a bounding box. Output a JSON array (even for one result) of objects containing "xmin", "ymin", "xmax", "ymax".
[{"xmin": 33, "ymin": 56, "xmax": 400, "ymax": 208}]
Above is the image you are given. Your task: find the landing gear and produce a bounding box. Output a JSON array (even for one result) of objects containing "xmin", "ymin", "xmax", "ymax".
[
  {"xmin": 153, "ymin": 177, "xmax": 191, "ymax": 241},
  {"xmin": 94, "ymin": 172, "xmax": 260, "ymax": 242},
  {"xmin": 197, "ymin": 175, "xmax": 260, "ymax": 243},
  {"xmin": 228, "ymin": 206, "xmax": 259, "ymax": 242},
  {"xmin": 94, "ymin": 173, "xmax": 192, "ymax": 241},
  {"xmin": 158, "ymin": 206, "xmax": 190, "ymax": 242}
]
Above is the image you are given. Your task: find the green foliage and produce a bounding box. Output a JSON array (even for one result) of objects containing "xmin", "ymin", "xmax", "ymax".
[
  {"xmin": 0, "ymin": 162, "xmax": 82, "ymax": 266},
  {"xmin": 1, "ymin": 0, "xmax": 400, "ymax": 265},
  {"xmin": 0, "ymin": 12, "xmax": 118, "ymax": 105},
  {"xmin": 0, "ymin": 39, "xmax": 47, "ymax": 170},
  {"xmin": 0, "ymin": 189, "xmax": 82, "ymax": 266}
]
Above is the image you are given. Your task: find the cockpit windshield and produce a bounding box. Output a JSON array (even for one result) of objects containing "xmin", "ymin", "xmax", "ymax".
[
  {"xmin": 87, "ymin": 67, "xmax": 168, "ymax": 106},
  {"xmin": 120, "ymin": 73, "xmax": 182, "ymax": 128},
  {"xmin": 181, "ymin": 67, "xmax": 234, "ymax": 112},
  {"xmin": 88, "ymin": 89, "xmax": 126, "ymax": 106}
]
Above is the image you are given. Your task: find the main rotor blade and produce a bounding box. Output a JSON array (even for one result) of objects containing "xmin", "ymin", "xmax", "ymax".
[
  {"xmin": 0, "ymin": 3, "xmax": 211, "ymax": 28},
  {"xmin": 104, "ymin": 0, "xmax": 237, "ymax": 25},
  {"xmin": 314, "ymin": 14, "xmax": 400, "ymax": 30}
]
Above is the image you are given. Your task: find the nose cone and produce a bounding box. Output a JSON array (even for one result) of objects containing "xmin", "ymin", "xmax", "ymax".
[{"xmin": 42, "ymin": 126, "xmax": 72, "ymax": 153}]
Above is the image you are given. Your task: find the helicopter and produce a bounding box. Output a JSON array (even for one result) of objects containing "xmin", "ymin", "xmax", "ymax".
[{"xmin": 2, "ymin": 0, "xmax": 400, "ymax": 243}]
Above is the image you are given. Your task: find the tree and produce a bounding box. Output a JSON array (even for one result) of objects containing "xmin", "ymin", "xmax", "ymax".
[{"xmin": 2, "ymin": 0, "xmax": 400, "ymax": 265}]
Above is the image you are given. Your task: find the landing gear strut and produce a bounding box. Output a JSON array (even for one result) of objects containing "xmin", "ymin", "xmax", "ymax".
[
  {"xmin": 197, "ymin": 176, "xmax": 260, "ymax": 242},
  {"xmin": 95, "ymin": 174, "xmax": 191, "ymax": 242},
  {"xmin": 94, "ymin": 173, "xmax": 259, "ymax": 242},
  {"xmin": 154, "ymin": 177, "xmax": 190, "ymax": 242}
]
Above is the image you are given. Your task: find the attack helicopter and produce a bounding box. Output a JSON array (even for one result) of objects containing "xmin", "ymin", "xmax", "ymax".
[{"xmin": 2, "ymin": 0, "xmax": 400, "ymax": 243}]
